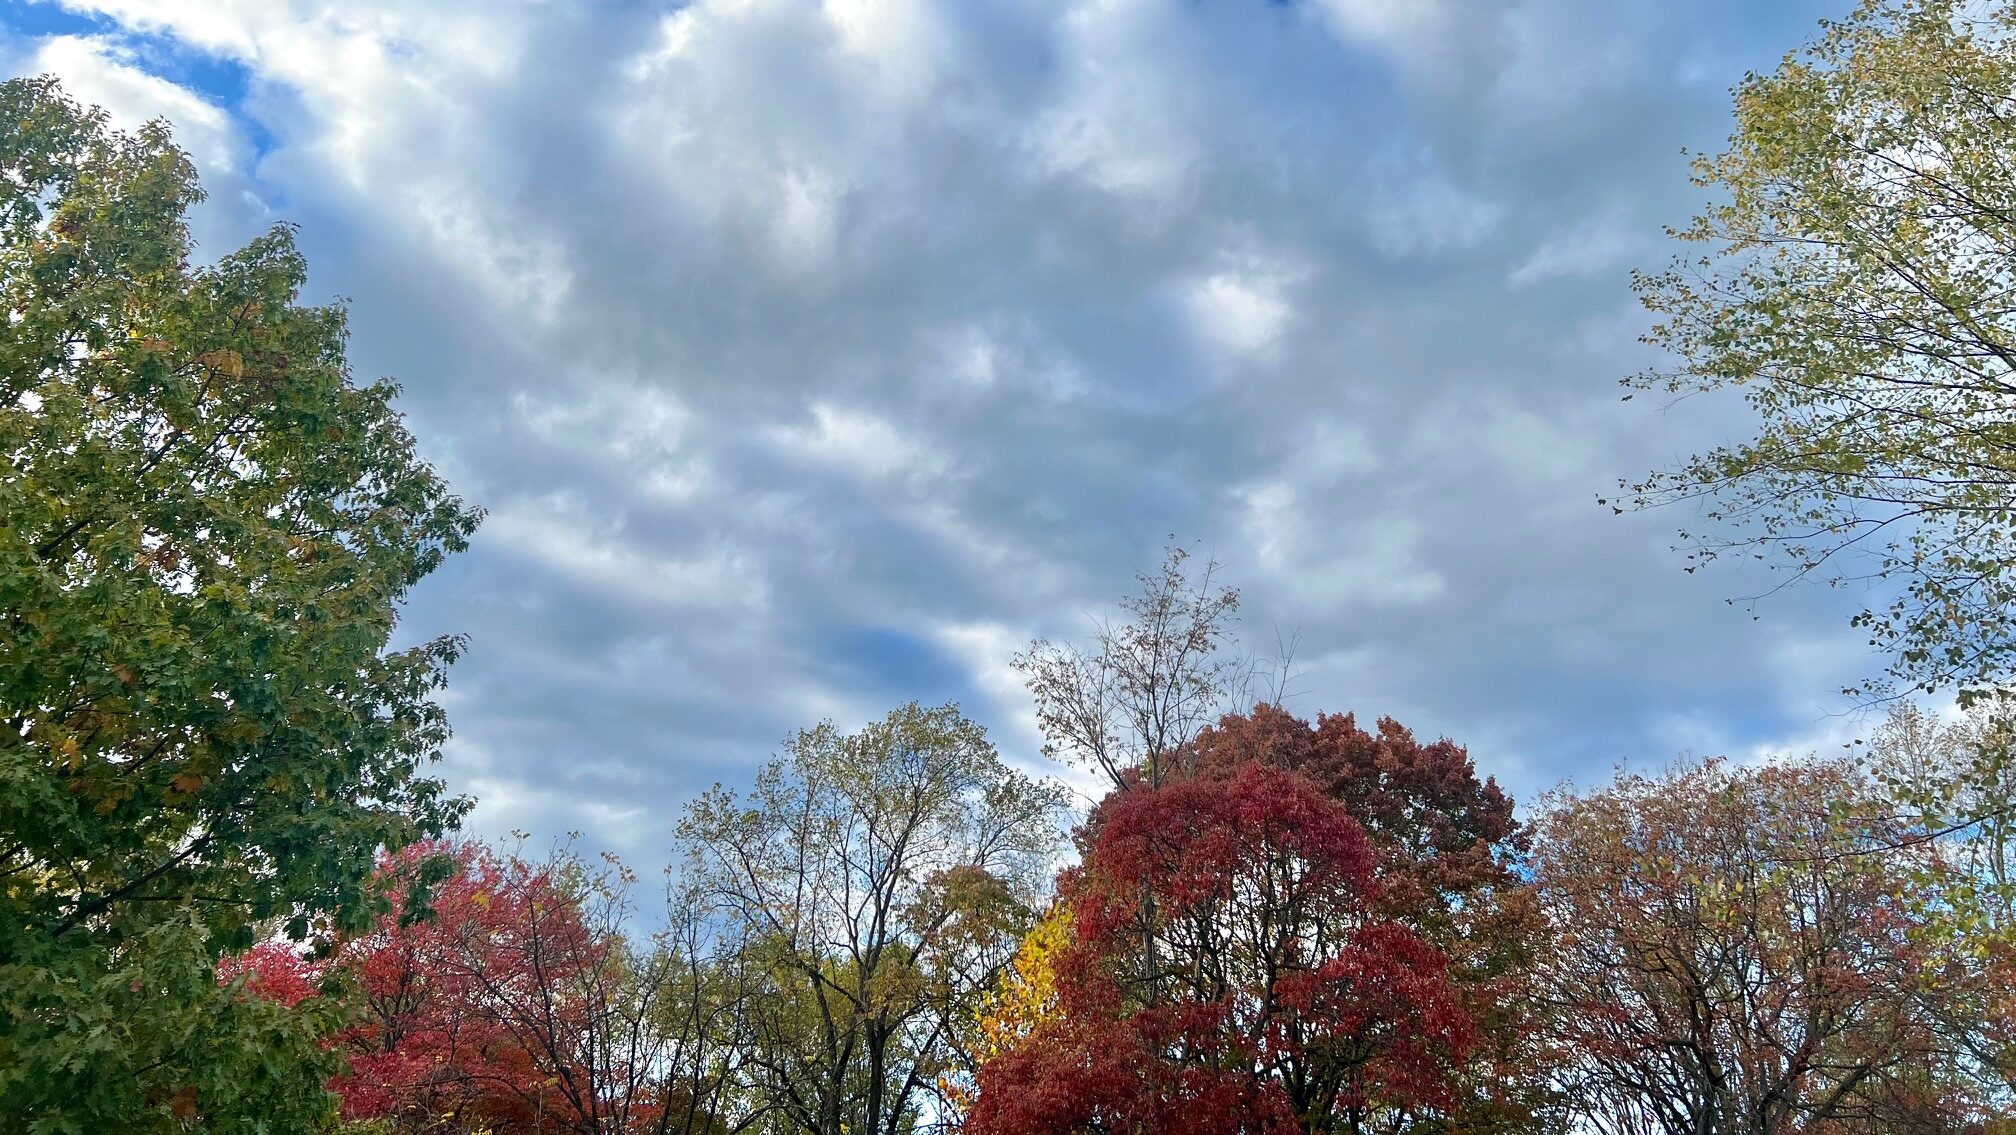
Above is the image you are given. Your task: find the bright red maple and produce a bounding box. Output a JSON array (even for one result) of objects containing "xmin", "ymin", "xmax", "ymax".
[
  {"xmin": 1188, "ymin": 705, "xmax": 1524, "ymax": 922},
  {"xmin": 1187, "ymin": 707, "xmax": 1554, "ymax": 1130},
  {"xmin": 341, "ymin": 841, "xmax": 607, "ymax": 1133},
  {"xmin": 232, "ymin": 842, "xmax": 608, "ymax": 1134},
  {"xmin": 219, "ymin": 940, "xmax": 322, "ymax": 1009},
  {"xmin": 968, "ymin": 763, "xmax": 1474, "ymax": 1135}
]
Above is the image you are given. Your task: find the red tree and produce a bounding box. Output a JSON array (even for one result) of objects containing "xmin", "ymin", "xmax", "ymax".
[
  {"xmin": 1188, "ymin": 707, "xmax": 1555, "ymax": 1131},
  {"xmin": 968, "ymin": 763, "xmax": 1473, "ymax": 1135},
  {"xmin": 232, "ymin": 842, "xmax": 608, "ymax": 1134},
  {"xmin": 1188, "ymin": 706, "xmax": 1524, "ymax": 928},
  {"xmin": 338, "ymin": 842, "xmax": 602, "ymax": 1133},
  {"xmin": 219, "ymin": 940, "xmax": 323, "ymax": 1009}
]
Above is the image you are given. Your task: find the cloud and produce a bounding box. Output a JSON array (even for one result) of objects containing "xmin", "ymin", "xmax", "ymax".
[
  {"xmin": 1510, "ymin": 208, "xmax": 1651, "ymax": 287},
  {"xmin": 8, "ymin": 0, "xmax": 1866, "ymax": 871},
  {"xmin": 1182, "ymin": 247, "xmax": 1306, "ymax": 362}
]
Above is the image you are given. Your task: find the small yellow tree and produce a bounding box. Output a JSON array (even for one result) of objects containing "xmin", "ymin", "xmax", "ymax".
[{"xmin": 940, "ymin": 902, "xmax": 1071, "ymax": 1115}]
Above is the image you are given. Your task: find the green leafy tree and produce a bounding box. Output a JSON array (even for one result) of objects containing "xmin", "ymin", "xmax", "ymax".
[
  {"xmin": 1866, "ymin": 701, "xmax": 2016, "ymax": 1101},
  {"xmin": 1622, "ymin": 0, "xmax": 2016, "ymax": 700},
  {"xmin": 677, "ymin": 703, "xmax": 1063, "ymax": 1135},
  {"xmin": 0, "ymin": 76, "xmax": 479, "ymax": 1131}
]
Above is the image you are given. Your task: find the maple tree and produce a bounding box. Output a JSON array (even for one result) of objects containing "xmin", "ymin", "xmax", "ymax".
[
  {"xmin": 234, "ymin": 840, "xmax": 749, "ymax": 1135},
  {"xmin": 331, "ymin": 842, "xmax": 592, "ymax": 1133},
  {"xmin": 967, "ymin": 762, "xmax": 1474, "ymax": 1135},
  {"xmin": 0, "ymin": 77, "xmax": 477, "ymax": 1131},
  {"xmin": 1187, "ymin": 706, "xmax": 1557, "ymax": 1131}
]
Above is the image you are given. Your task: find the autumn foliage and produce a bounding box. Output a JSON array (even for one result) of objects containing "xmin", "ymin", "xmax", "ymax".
[
  {"xmin": 968, "ymin": 759, "xmax": 1476, "ymax": 1135},
  {"xmin": 1195, "ymin": 707, "xmax": 1554, "ymax": 1128},
  {"xmin": 234, "ymin": 842, "xmax": 613, "ymax": 1134},
  {"xmin": 1531, "ymin": 757, "xmax": 1997, "ymax": 1134}
]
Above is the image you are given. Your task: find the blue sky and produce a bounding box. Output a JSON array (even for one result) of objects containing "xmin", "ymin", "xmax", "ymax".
[{"xmin": 1, "ymin": 0, "xmax": 1887, "ymax": 866}]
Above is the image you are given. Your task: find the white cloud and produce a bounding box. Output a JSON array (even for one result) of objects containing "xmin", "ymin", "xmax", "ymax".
[
  {"xmin": 513, "ymin": 386, "xmax": 713, "ymax": 505},
  {"xmin": 1026, "ymin": 0, "xmax": 1207, "ymax": 206},
  {"xmin": 32, "ymin": 35, "xmax": 237, "ymax": 169},
  {"xmin": 49, "ymin": 2, "xmax": 573, "ymax": 324},
  {"xmin": 767, "ymin": 402, "xmax": 953, "ymax": 486},
  {"xmin": 1363, "ymin": 152, "xmax": 1504, "ymax": 257},
  {"xmin": 1311, "ymin": 0, "xmax": 1451, "ymax": 53},
  {"xmin": 1186, "ymin": 268, "xmax": 1292, "ymax": 359},
  {"xmin": 484, "ymin": 493, "xmax": 771, "ymax": 614},
  {"xmin": 1242, "ymin": 488, "xmax": 1447, "ymax": 609},
  {"xmin": 1232, "ymin": 421, "xmax": 1442, "ymax": 611}
]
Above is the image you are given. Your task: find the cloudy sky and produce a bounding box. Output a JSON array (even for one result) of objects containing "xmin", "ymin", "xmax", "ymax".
[{"xmin": 3, "ymin": 0, "xmax": 1885, "ymax": 865}]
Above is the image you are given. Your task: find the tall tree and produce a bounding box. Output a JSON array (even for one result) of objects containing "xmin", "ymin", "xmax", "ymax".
[
  {"xmin": 967, "ymin": 763, "xmax": 1474, "ymax": 1135},
  {"xmin": 1531, "ymin": 756, "xmax": 1981, "ymax": 1135},
  {"xmin": 1189, "ymin": 706, "xmax": 1557, "ymax": 1132},
  {"xmin": 676, "ymin": 703, "xmax": 1063, "ymax": 1135},
  {"xmin": 1621, "ymin": 0, "xmax": 2016, "ymax": 700},
  {"xmin": 0, "ymin": 77, "xmax": 478, "ymax": 1130},
  {"xmin": 1013, "ymin": 545, "xmax": 1249, "ymax": 1035},
  {"xmin": 1014, "ymin": 544, "xmax": 1245, "ymax": 791}
]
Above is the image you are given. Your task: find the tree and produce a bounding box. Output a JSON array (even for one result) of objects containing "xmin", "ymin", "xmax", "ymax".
[
  {"xmin": 1189, "ymin": 706, "xmax": 1558, "ymax": 1132},
  {"xmin": 967, "ymin": 903, "xmax": 1070, "ymax": 1072},
  {"xmin": 967, "ymin": 763, "xmax": 1474, "ymax": 1135},
  {"xmin": 1622, "ymin": 0, "xmax": 2016, "ymax": 700},
  {"xmin": 931, "ymin": 901, "xmax": 1073, "ymax": 1119},
  {"xmin": 1012, "ymin": 545, "xmax": 1251, "ymax": 1051},
  {"xmin": 0, "ymin": 77, "xmax": 478, "ymax": 1130},
  {"xmin": 1530, "ymin": 756, "xmax": 1985, "ymax": 1135},
  {"xmin": 676, "ymin": 702, "xmax": 1064, "ymax": 1135},
  {"xmin": 1865, "ymin": 700, "xmax": 2016, "ymax": 1104},
  {"xmin": 329, "ymin": 842, "xmax": 595, "ymax": 1134},
  {"xmin": 235, "ymin": 840, "xmax": 753, "ymax": 1135},
  {"xmin": 1014, "ymin": 544, "xmax": 1245, "ymax": 791}
]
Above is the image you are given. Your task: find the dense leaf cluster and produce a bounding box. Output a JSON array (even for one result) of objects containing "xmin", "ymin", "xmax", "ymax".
[{"xmin": 0, "ymin": 76, "xmax": 477, "ymax": 1131}]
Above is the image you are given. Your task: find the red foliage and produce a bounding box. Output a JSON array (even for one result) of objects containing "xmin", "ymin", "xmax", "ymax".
[
  {"xmin": 1189, "ymin": 705, "xmax": 1523, "ymax": 913},
  {"xmin": 337, "ymin": 841, "xmax": 605, "ymax": 1134},
  {"xmin": 969, "ymin": 764, "xmax": 1474, "ymax": 1135},
  {"xmin": 1188, "ymin": 707, "xmax": 1556, "ymax": 1128},
  {"xmin": 230, "ymin": 841, "xmax": 609, "ymax": 1134},
  {"xmin": 220, "ymin": 940, "xmax": 322, "ymax": 1009}
]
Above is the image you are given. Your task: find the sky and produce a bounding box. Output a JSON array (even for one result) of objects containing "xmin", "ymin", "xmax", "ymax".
[{"xmin": 0, "ymin": 0, "xmax": 1890, "ymax": 868}]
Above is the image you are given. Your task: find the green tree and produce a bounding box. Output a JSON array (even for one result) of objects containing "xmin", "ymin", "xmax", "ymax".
[
  {"xmin": 1622, "ymin": 0, "xmax": 2016, "ymax": 700},
  {"xmin": 0, "ymin": 76, "xmax": 478, "ymax": 1131},
  {"xmin": 1866, "ymin": 701, "xmax": 2016, "ymax": 1101},
  {"xmin": 677, "ymin": 703, "xmax": 1063, "ymax": 1135}
]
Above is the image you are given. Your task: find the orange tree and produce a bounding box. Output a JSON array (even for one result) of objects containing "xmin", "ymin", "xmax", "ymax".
[{"xmin": 1530, "ymin": 756, "xmax": 1989, "ymax": 1134}]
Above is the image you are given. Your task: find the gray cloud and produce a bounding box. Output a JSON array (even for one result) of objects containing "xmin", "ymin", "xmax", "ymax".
[{"xmin": 12, "ymin": 0, "xmax": 1874, "ymax": 868}]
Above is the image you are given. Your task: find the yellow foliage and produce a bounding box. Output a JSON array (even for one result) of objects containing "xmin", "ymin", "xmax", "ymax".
[{"xmin": 973, "ymin": 902, "xmax": 1070, "ymax": 1061}]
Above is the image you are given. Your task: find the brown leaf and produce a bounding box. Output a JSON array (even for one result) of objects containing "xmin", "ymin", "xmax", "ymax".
[{"xmin": 168, "ymin": 1084, "xmax": 198, "ymax": 1119}]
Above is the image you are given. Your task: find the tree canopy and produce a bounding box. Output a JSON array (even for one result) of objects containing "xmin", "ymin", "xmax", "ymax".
[
  {"xmin": 0, "ymin": 75, "xmax": 478, "ymax": 1131},
  {"xmin": 1624, "ymin": 0, "xmax": 2016, "ymax": 699}
]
